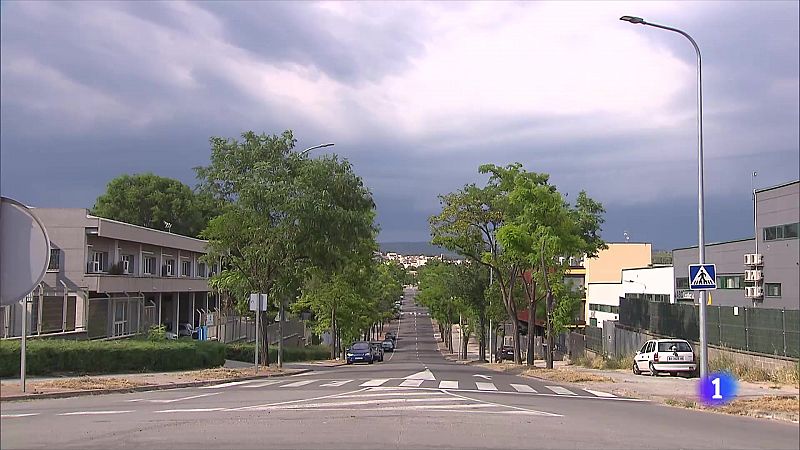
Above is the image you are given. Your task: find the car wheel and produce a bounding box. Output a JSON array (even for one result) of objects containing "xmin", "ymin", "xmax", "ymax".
[
  {"xmin": 632, "ymin": 362, "xmax": 641, "ymax": 375},
  {"xmin": 670, "ymin": 372, "xmax": 678, "ymax": 377},
  {"xmin": 369, "ymin": 360, "xmax": 374, "ymax": 364},
  {"xmin": 649, "ymin": 362, "xmax": 658, "ymax": 377}
]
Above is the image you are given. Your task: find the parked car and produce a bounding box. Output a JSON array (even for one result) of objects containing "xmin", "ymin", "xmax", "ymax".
[
  {"xmin": 384, "ymin": 331, "xmax": 397, "ymax": 342},
  {"xmin": 633, "ymin": 339, "xmax": 697, "ymax": 377},
  {"xmin": 370, "ymin": 341, "xmax": 384, "ymax": 362},
  {"xmin": 381, "ymin": 339, "xmax": 395, "ymax": 352},
  {"xmin": 346, "ymin": 342, "xmax": 374, "ymax": 364},
  {"xmin": 164, "ymin": 322, "xmax": 197, "ymax": 340},
  {"xmin": 495, "ymin": 345, "xmax": 515, "ymax": 362}
]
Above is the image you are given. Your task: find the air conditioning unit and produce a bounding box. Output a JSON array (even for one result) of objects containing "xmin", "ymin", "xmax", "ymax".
[
  {"xmin": 745, "ymin": 286, "xmax": 763, "ymax": 299},
  {"xmin": 744, "ymin": 253, "xmax": 763, "ymax": 266},
  {"xmin": 745, "ymin": 270, "xmax": 763, "ymax": 282}
]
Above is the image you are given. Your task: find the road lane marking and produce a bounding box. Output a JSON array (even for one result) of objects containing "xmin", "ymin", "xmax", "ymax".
[
  {"xmin": 267, "ymin": 397, "xmax": 469, "ymax": 409},
  {"xmin": 280, "ymin": 380, "xmax": 316, "ymax": 388},
  {"xmin": 585, "ymin": 389, "xmax": 616, "ymax": 398},
  {"xmin": 360, "ymin": 379, "xmax": 390, "ymax": 387},
  {"xmin": 59, "ymin": 410, "xmax": 133, "ymax": 416},
  {"xmin": 335, "ymin": 391, "xmax": 439, "ymax": 398},
  {"xmin": 442, "ymin": 390, "xmax": 562, "ymax": 417},
  {"xmin": 1, "ymin": 413, "xmax": 39, "ymax": 418},
  {"xmin": 473, "ymin": 374, "xmax": 492, "ymax": 380},
  {"xmin": 510, "ymin": 384, "xmax": 537, "ymax": 393},
  {"xmin": 439, "ymin": 380, "xmax": 458, "ymax": 389},
  {"xmin": 545, "ymin": 386, "xmax": 577, "ymax": 395},
  {"xmin": 320, "ymin": 380, "xmax": 354, "ymax": 387},
  {"xmin": 245, "ymin": 380, "xmax": 286, "ymax": 388},
  {"xmin": 200, "ymin": 380, "xmax": 258, "ymax": 389},
  {"xmin": 155, "ymin": 408, "xmax": 224, "ymax": 413},
  {"xmin": 404, "ymin": 369, "xmax": 435, "ymax": 380},
  {"xmin": 399, "ymin": 379, "xmax": 424, "ymax": 387},
  {"xmin": 475, "ymin": 382, "xmax": 498, "ymax": 391},
  {"xmin": 147, "ymin": 392, "xmax": 220, "ymax": 403}
]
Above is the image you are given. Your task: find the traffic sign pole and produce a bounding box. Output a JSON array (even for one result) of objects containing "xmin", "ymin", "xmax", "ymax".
[{"xmin": 690, "ymin": 263, "xmax": 716, "ymax": 378}]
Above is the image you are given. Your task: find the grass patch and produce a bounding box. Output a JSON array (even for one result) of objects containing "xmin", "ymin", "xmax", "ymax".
[
  {"xmin": 0, "ymin": 339, "xmax": 226, "ymax": 377},
  {"xmin": 225, "ymin": 344, "xmax": 331, "ymax": 364},
  {"xmin": 709, "ymin": 354, "xmax": 799, "ymax": 386},
  {"xmin": 664, "ymin": 398, "xmax": 697, "ymax": 409},
  {"xmin": 573, "ymin": 354, "xmax": 634, "ymax": 371},
  {"xmin": 525, "ymin": 368, "xmax": 612, "ymax": 383}
]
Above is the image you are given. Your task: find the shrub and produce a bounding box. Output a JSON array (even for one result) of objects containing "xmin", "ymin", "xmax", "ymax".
[
  {"xmin": 710, "ymin": 354, "xmax": 799, "ymax": 386},
  {"xmin": 0, "ymin": 339, "xmax": 225, "ymax": 377},
  {"xmin": 225, "ymin": 343, "xmax": 330, "ymax": 363},
  {"xmin": 147, "ymin": 325, "xmax": 167, "ymax": 341}
]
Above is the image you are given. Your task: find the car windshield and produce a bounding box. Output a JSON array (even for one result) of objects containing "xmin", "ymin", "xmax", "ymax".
[
  {"xmin": 658, "ymin": 342, "xmax": 692, "ymax": 352},
  {"xmin": 351, "ymin": 343, "xmax": 370, "ymax": 351}
]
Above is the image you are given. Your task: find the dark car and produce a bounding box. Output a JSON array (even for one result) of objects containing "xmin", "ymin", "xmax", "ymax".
[
  {"xmin": 385, "ymin": 331, "xmax": 397, "ymax": 342},
  {"xmin": 346, "ymin": 341, "xmax": 374, "ymax": 364},
  {"xmin": 381, "ymin": 339, "xmax": 395, "ymax": 352},
  {"xmin": 495, "ymin": 345, "xmax": 515, "ymax": 362},
  {"xmin": 370, "ymin": 341, "xmax": 384, "ymax": 362}
]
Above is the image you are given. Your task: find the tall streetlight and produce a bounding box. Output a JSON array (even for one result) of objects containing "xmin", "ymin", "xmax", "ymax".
[
  {"xmin": 300, "ymin": 142, "xmax": 335, "ymax": 156},
  {"xmin": 620, "ymin": 15, "xmax": 709, "ymax": 378}
]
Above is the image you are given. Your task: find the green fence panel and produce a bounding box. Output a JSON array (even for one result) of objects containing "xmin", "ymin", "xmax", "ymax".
[
  {"xmin": 785, "ymin": 310, "xmax": 800, "ymax": 358},
  {"xmin": 706, "ymin": 306, "xmax": 721, "ymax": 346},
  {"xmin": 718, "ymin": 306, "xmax": 747, "ymax": 351},
  {"xmin": 746, "ymin": 308, "xmax": 787, "ymax": 356},
  {"xmin": 585, "ymin": 326, "xmax": 603, "ymax": 353}
]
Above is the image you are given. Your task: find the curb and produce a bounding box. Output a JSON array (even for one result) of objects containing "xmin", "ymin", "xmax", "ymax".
[{"xmin": 0, "ymin": 368, "xmax": 311, "ymax": 402}]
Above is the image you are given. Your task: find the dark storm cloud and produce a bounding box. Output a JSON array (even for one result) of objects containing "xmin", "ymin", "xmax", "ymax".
[{"xmin": 1, "ymin": 1, "xmax": 798, "ymax": 250}]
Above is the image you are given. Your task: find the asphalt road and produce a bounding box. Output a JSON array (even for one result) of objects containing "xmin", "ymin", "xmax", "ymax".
[{"xmin": 2, "ymin": 287, "xmax": 798, "ymax": 450}]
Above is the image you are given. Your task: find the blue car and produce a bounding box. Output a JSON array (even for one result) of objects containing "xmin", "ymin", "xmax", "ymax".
[{"xmin": 346, "ymin": 341, "xmax": 374, "ymax": 364}]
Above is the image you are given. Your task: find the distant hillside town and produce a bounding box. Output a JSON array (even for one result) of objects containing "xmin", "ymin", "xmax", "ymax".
[{"xmin": 378, "ymin": 251, "xmax": 463, "ymax": 269}]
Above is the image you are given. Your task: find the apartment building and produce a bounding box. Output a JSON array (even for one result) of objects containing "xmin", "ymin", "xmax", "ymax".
[
  {"xmin": 673, "ymin": 180, "xmax": 799, "ymax": 309},
  {"xmin": 585, "ymin": 242, "xmax": 653, "ymax": 327},
  {"xmin": 1, "ymin": 208, "xmax": 217, "ymax": 339}
]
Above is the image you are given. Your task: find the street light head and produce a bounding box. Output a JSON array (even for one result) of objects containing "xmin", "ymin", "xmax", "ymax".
[{"xmin": 620, "ymin": 16, "xmax": 646, "ymax": 24}]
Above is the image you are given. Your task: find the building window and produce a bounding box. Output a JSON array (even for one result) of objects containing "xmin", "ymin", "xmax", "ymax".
[
  {"xmin": 717, "ymin": 275, "xmax": 744, "ymax": 289},
  {"xmin": 765, "ymin": 283, "xmax": 782, "ymax": 297},
  {"xmin": 588, "ymin": 304, "xmax": 618, "ymax": 314},
  {"xmin": 181, "ymin": 260, "xmax": 191, "ymax": 277},
  {"xmin": 113, "ymin": 301, "xmax": 128, "ymax": 337},
  {"xmin": 48, "ymin": 248, "xmax": 60, "ymax": 271},
  {"xmin": 198, "ymin": 262, "xmax": 207, "ymax": 278},
  {"xmin": 676, "ymin": 277, "xmax": 689, "ymax": 289},
  {"xmin": 121, "ymin": 255, "xmax": 134, "ymax": 275},
  {"xmin": 88, "ymin": 251, "xmax": 107, "ymax": 273},
  {"xmin": 143, "ymin": 257, "xmax": 155, "ymax": 275},
  {"xmin": 590, "ymin": 318, "xmax": 597, "ymax": 327},
  {"xmin": 163, "ymin": 259, "xmax": 175, "ymax": 277},
  {"xmin": 764, "ymin": 222, "xmax": 799, "ymax": 241}
]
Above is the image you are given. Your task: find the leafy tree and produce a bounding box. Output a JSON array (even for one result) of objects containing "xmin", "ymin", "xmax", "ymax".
[
  {"xmin": 195, "ymin": 130, "xmax": 376, "ymax": 366},
  {"xmin": 91, "ymin": 173, "xmax": 216, "ymax": 237}
]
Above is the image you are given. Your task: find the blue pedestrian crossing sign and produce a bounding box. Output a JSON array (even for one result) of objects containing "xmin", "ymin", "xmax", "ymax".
[{"xmin": 689, "ymin": 264, "xmax": 717, "ymax": 290}]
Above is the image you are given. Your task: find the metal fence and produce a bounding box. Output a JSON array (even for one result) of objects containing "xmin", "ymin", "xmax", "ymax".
[
  {"xmin": 585, "ymin": 326, "xmax": 603, "ymax": 354},
  {"xmin": 619, "ymin": 297, "xmax": 799, "ymax": 358}
]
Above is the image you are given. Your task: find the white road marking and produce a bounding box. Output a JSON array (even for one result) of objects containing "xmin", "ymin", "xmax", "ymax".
[
  {"xmin": 267, "ymin": 397, "xmax": 469, "ymax": 409},
  {"xmin": 334, "ymin": 391, "xmax": 439, "ymax": 398},
  {"xmin": 1, "ymin": 413, "xmax": 39, "ymax": 418},
  {"xmin": 147, "ymin": 392, "xmax": 220, "ymax": 403},
  {"xmin": 360, "ymin": 379, "xmax": 390, "ymax": 387},
  {"xmin": 439, "ymin": 380, "xmax": 459, "ymax": 389},
  {"xmin": 280, "ymin": 380, "xmax": 316, "ymax": 388},
  {"xmin": 244, "ymin": 380, "xmax": 286, "ymax": 388},
  {"xmin": 443, "ymin": 390, "xmax": 562, "ymax": 417},
  {"xmin": 320, "ymin": 380, "xmax": 354, "ymax": 387},
  {"xmin": 473, "ymin": 374, "xmax": 492, "ymax": 380},
  {"xmin": 585, "ymin": 389, "xmax": 616, "ymax": 398},
  {"xmin": 404, "ymin": 369, "xmax": 435, "ymax": 380},
  {"xmin": 475, "ymin": 382, "xmax": 498, "ymax": 391},
  {"xmin": 59, "ymin": 410, "xmax": 133, "ymax": 416},
  {"xmin": 510, "ymin": 384, "xmax": 537, "ymax": 393},
  {"xmin": 200, "ymin": 380, "xmax": 258, "ymax": 389},
  {"xmin": 399, "ymin": 379, "xmax": 424, "ymax": 387},
  {"xmin": 545, "ymin": 386, "xmax": 577, "ymax": 395},
  {"xmin": 155, "ymin": 408, "xmax": 224, "ymax": 413}
]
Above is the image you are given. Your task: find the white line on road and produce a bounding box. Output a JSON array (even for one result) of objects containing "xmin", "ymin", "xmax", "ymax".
[
  {"xmin": 334, "ymin": 391, "xmax": 440, "ymax": 398},
  {"xmin": 439, "ymin": 380, "xmax": 458, "ymax": 389},
  {"xmin": 510, "ymin": 384, "xmax": 537, "ymax": 393},
  {"xmin": 146, "ymin": 392, "xmax": 220, "ymax": 403},
  {"xmin": 399, "ymin": 379, "xmax": 424, "ymax": 387},
  {"xmin": 545, "ymin": 386, "xmax": 577, "ymax": 395},
  {"xmin": 584, "ymin": 389, "xmax": 616, "ymax": 398},
  {"xmin": 1, "ymin": 413, "xmax": 39, "ymax": 418},
  {"xmin": 442, "ymin": 390, "xmax": 562, "ymax": 417},
  {"xmin": 200, "ymin": 380, "xmax": 258, "ymax": 389},
  {"xmin": 267, "ymin": 397, "xmax": 469, "ymax": 410},
  {"xmin": 320, "ymin": 380, "xmax": 354, "ymax": 387},
  {"xmin": 244, "ymin": 380, "xmax": 286, "ymax": 388},
  {"xmin": 280, "ymin": 380, "xmax": 316, "ymax": 388},
  {"xmin": 475, "ymin": 382, "xmax": 498, "ymax": 391},
  {"xmin": 360, "ymin": 379, "xmax": 390, "ymax": 387},
  {"xmin": 155, "ymin": 408, "xmax": 224, "ymax": 413},
  {"xmin": 59, "ymin": 410, "xmax": 133, "ymax": 416}
]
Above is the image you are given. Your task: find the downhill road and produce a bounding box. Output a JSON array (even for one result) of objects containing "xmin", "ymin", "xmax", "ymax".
[{"xmin": 2, "ymin": 287, "xmax": 798, "ymax": 449}]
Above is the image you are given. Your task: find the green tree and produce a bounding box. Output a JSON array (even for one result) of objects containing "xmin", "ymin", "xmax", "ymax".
[
  {"xmin": 91, "ymin": 173, "xmax": 216, "ymax": 237},
  {"xmin": 195, "ymin": 130, "xmax": 377, "ymax": 366}
]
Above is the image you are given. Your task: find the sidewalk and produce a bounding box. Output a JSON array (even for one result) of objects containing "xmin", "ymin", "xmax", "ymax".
[{"xmin": 0, "ymin": 360, "xmax": 313, "ymax": 402}]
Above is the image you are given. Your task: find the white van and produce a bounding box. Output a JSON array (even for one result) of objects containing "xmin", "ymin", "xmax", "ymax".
[{"xmin": 633, "ymin": 339, "xmax": 697, "ymax": 377}]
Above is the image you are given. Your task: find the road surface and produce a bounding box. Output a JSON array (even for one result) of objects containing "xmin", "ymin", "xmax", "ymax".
[{"xmin": 2, "ymin": 287, "xmax": 798, "ymax": 449}]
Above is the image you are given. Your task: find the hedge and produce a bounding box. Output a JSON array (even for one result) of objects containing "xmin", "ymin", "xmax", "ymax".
[
  {"xmin": 0, "ymin": 339, "xmax": 226, "ymax": 377},
  {"xmin": 226, "ymin": 344, "xmax": 330, "ymax": 364}
]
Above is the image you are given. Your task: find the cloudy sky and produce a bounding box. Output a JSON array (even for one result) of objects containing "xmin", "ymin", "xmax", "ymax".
[{"xmin": 2, "ymin": 1, "xmax": 798, "ymax": 249}]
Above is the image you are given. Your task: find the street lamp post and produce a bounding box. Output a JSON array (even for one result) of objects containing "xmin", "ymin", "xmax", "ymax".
[
  {"xmin": 620, "ymin": 15, "xmax": 709, "ymax": 378},
  {"xmin": 300, "ymin": 142, "xmax": 335, "ymax": 156}
]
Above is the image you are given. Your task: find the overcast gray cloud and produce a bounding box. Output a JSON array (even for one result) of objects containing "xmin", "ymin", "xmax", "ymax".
[{"xmin": 1, "ymin": 1, "xmax": 798, "ymax": 250}]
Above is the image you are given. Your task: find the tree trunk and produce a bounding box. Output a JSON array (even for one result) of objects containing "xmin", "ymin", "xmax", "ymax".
[
  {"xmin": 478, "ymin": 315, "xmax": 486, "ymax": 362},
  {"xmin": 277, "ymin": 300, "xmax": 284, "ymax": 368},
  {"xmin": 330, "ymin": 307, "xmax": 336, "ymax": 360},
  {"xmin": 527, "ymin": 280, "xmax": 537, "ymax": 366},
  {"xmin": 260, "ymin": 310, "xmax": 269, "ymax": 367}
]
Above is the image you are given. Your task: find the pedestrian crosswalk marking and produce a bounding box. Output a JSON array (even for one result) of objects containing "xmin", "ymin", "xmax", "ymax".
[
  {"xmin": 399, "ymin": 379, "xmax": 424, "ymax": 387},
  {"xmin": 438, "ymin": 380, "xmax": 458, "ymax": 389},
  {"xmin": 281, "ymin": 380, "xmax": 316, "ymax": 388},
  {"xmin": 320, "ymin": 380, "xmax": 353, "ymax": 387},
  {"xmin": 475, "ymin": 382, "xmax": 498, "ymax": 391},
  {"xmin": 510, "ymin": 384, "xmax": 536, "ymax": 393},
  {"xmin": 267, "ymin": 397, "xmax": 468, "ymax": 410},
  {"xmin": 584, "ymin": 389, "xmax": 616, "ymax": 398},
  {"xmin": 545, "ymin": 386, "xmax": 576, "ymax": 395},
  {"xmin": 360, "ymin": 378, "xmax": 390, "ymax": 387},
  {"xmin": 404, "ymin": 369, "xmax": 435, "ymax": 380},
  {"xmin": 200, "ymin": 380, "xmax": 258, "ymax": 389}
]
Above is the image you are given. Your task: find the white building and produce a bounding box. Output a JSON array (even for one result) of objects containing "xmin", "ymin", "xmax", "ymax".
[
  {"xmin": 621, "ymin": 266, "xmax": 677, "ymax": 303},
  {"xmin": 586, "ymin": 282, "xmax": 622, "ymax": 328}
]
